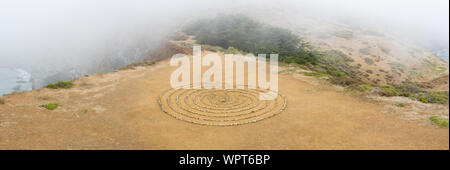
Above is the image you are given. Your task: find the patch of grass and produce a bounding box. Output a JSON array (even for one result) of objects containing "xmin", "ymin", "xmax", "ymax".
[
  {"xmin": 40, "ymin": 103, "xmax": 59, "ymax": 110},
  {"xmin": 202, "ymin": 45, "xmax": 225, "ymax": 52},
  {"xmin": 329, "ymin": 77, "xmax": 360, "ymax": 86},
  {"xmin": 379, "ymin": 85, "xmax": 400, "ymax": 97},
  {"xmin": 225, "ymin": 47, "xmax": 245, "ymax": 54},
  {"xmin": 428, "ymin": 92, "xmax": 449, "ymax": 104},
  {"xmin": 46, "ymin": 81, "xmax": 73, "ymax": 89},
  {"xmin": 343, "ymin": 84, "xmax": 374, "ymax": 95},
  {"xmin": 412, "ymin": 91, "xmax": 449, "ymax": 104},
  {"xmin": 418, "ymin": 96, "xmax": 429, "ymax": 103},
  {"xmin": 122, "ymin": 61, "xmax": 157, "ymax": 70},
  {"xmin": 377, "ymin": 83, "xmax": 448, "ymax": 104},
  {"xmin": 300, "ymin": 72, "xmax": 328, "ymax": 79},
  {"xmin": 278, "ymin": 68, "xmax": 296, "ymax": 74},
  {"xmin": 359, "ymin": 84, "xmax": 373, "ymax": 91},
  {"xmin": 0, "ymin": 98, "xmax": 5, "ymax": 104},
  {"xmin": 396, "ymin": 102, "xmax": 405, "ymax": 107},
  {"xmin": 394, "ymin": 82, "xmax": 424, "ymax": 97},
  {"xmin": 429, "ymin": 116, "xmax": 449, "ymax": 128},
  {"xmin": 326, "ymin": 68, "xmax": 347, "ymax": 78},
  {"xmin": 184, "ymin": 14, "xmax": 318, "ymax": 65},
  {"xmin": 344, "ymin": 88, "xmax": 361, "ymax": 95},
  {"xmin": 82, "ymin": 109, "xmax": 88, "ymax": 114}
]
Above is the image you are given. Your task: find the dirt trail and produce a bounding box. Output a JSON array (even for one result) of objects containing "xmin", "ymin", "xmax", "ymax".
[{"xmin": 0, "ymin": 55, "xmax": 448, "ymax": 149}]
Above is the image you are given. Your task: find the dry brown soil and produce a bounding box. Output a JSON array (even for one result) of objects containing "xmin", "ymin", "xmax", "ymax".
[{"xmin": 0, "ymin": 54, "xmax": 448, "ymax": 149}]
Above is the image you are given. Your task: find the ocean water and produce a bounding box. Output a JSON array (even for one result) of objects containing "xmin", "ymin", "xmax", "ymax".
[
  {"xmin": 435, "ymin": 48, "xmax": 449, "ymax": 63},
  {"xmin": 0, "ymin": 68, "xmax": 33, "ymax": 96},
  {"xmin": 0, "ymin": 44, "xmax": 152, "ymax": 96}
]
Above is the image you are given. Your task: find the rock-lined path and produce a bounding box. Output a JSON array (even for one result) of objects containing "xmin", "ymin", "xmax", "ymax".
[{"xmin": 158, "ymin": 87, "xmax": 287, "ymax": 126}]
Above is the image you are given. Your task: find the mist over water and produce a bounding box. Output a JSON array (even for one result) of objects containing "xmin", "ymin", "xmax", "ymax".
[
  {"xmin": 0, "ymin": 0, "xmax": 196, "ymax": 92},
  {"xmin": 0, "ymin": 68, "xmax": 32, "ymax": 95},
  {"xmin": 1, "ymin": 0, "xmax": 448, "ymax": 95}
]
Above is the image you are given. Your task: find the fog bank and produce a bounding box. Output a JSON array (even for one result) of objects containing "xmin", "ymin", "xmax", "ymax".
[{"xmin": 0, "ymin": 0, "xmax": 448, "ymax": 92}]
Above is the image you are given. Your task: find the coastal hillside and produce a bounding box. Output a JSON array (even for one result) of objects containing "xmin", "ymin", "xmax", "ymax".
[
  {"xmin": 0, "ymin": 2, "xmax": 448, "ymax": 150},
  {"xmin": 0, "ymin": 40, "xmax": 448, "ymax": 149},
  {"xmin": 243, "ymin": 8, "xmax": 449, "ymax": 85}
]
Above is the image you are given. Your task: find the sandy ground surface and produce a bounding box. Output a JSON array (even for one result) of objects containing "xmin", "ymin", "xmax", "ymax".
[{"xmin": 0, "ymin": 55, "xmax": 448, "ymax": 150}]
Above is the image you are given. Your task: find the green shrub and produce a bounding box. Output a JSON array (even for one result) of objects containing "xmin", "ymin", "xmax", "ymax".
[
  {"xmin": 342, "ymin": 84, "xmax": 376, "ymax": 95},
  {"xmin": 0, "ymin": 98, "xmax": 4, "ymax": 104},
  {"xmin": 413, "ymin": 91, "xmax": 449, "ymax": 104},
  {"xmin": 46, "ymin": 81, "xmax": 73, "ymax": 89},
  {"xmin": 225, "ymin": 47, "xmax": 243, "ymax": 54},
  {"xmin": 379, "ymin": 85, "xmax": 400, "ymax": 97},
  {"xmin": 377, "ymin": 83, "xmax": 448, "ymax": 104},
  {"xmin": 40, "ymin": 103, "xmax": 59, "ymax": 110},
  {"xmin": 396, "ymin": 102, "xmax": 405, "ymax": 107},
  {"xmin": 376, "ymin": 82, "xmax": 448, "ymax": 104},
  {"xmin": 395, "ymin": 83, "xmax": 424, "ymax": 96},
  {"xmin": 184, "ymin": 14, "xmax": 318, "ymax": 65},
  {"xmin": 300, "ymin": 72, "xmax": 328, "ymax": 78},
  {"xmin": 343, "ymin": 88, "xmax": 361, "ymax": 95},
  {"xmin": 427, "ymin": 91, "xmax": 449, "ymax": 104},
  {"xmin": 418, "ymin": 96, "xmax": 429, "ymax": 103},
  {"xmin": 329, "ymin": 77, "xmax": 360, "ymax": 86},
  {"xmin": 360, "ymin": 84, "xmax": 373, "ymax": 91},
  {"xmin": 203, "ymin": 45, "xmax": 225, "ymax": 52},
  {"xmin": 429, "ymin": 116, "xmax": 449, "ymax": 128},
  {"xmin": 326, "ymin": 68, "xmax": 347, "ymax": 78}
]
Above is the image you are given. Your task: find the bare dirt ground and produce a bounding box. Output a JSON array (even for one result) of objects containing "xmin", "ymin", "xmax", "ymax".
[{"xmin": 0, "ymin": 54, "xmax": 448, "ymax": 150}]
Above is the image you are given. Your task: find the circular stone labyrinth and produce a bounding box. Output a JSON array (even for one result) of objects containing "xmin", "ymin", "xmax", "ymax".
[{"xmin": 158, "ymin": 85, "xmax": 287, "ymax": 126}]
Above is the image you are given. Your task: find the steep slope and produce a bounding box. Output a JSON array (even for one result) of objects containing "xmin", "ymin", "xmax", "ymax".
[
  {"xmin": 0, "ymin": 43, "xmax": 448, "ymax": 149},
  {"xmin": 422, "ymin": 75, "xmax": 450, "ymax": 91},
  {"xmin": 300, "ymin": 27, "xmax": 449, "ymax": 85},
  {"xmin": 243, "ymin": 8, "xmax": 449, "ymax": 85}
]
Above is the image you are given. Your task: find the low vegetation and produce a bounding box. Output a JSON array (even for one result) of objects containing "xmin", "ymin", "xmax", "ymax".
[
  {"xmin": 184, "ymin": 14, "xmax": 359, "ymax": 88},
  {"xmin": 183, "ymin": 14, "xmax": 449, "ymax": 105},
  {"xmin": 299, "ymin": 72, "xmax": 328, "ymax": 79},
  {"xmin": 40, "ymin": 103, "xmax": 59, "ymax": 110},
  {"xmin": 184, "ymin": 14, "xmax": 318, "ymax": 65},
  {"xmin": 396, "ymin": 102, "xmax": 405, "ymax": 107},
  {"xmin": 412, "ymin": 91, "xmax": 449, "ymax": 104},
  {"xmin": 0, "ymin": 98, "xmax": 5, "ymax": 104},
  {"xmin": 225, "ymin": 47, "xmax": 245, "ymax": 54},
  {"xmin": 342, "ymin": 84, "xmax": 375, "ymax": 95},
  {"xmin": 379, "ymin": 85, "xmax": 400, "ymax": 97},
  {"xmin": 359, "ymin": 84, "xmax": 374, "ymax": 92},
  {"xmin": 377, "ymin": 83, "xmax": 449, "ymax": 104},
  {"xmin": 429, "ymin": 116, "xmax": 449, "ymax": 128},
  {"xmin": 329, "ymin": 77, "xmax": 360, "ymax": 87},
  {"xmin": 46, "ymin": 81, "xmax": 73, "ymax": 89},
  {"xmin": 122, "ymin": 61, "xmax": 156, "ymax": 70},
  {"xmin": 328, "ymin": 78, "xmax": 449, "ymax": 105}
]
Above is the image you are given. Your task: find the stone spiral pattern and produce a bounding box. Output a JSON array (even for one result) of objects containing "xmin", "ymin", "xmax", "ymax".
[{"xmin": 158, "ymin": 85, "xmax": 287, "ymax": 126}]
